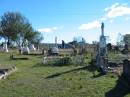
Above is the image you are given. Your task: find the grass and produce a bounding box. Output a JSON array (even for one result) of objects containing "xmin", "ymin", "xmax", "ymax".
[{"xmin": 0, "ymin": 51, "xmax": 129, "ymax": 97}]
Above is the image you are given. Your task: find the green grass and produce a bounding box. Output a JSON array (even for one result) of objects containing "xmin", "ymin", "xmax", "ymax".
[{"xmin": 0, "ymin": 51, "xmax": 129, "ymax": 97}]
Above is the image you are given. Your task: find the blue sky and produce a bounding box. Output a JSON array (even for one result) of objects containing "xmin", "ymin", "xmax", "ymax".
[{"xmin": 0, "ymin": 0, "xmax": 130, "ymax": 44}]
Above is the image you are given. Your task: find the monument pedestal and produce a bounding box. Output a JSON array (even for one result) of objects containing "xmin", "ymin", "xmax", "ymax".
[{"xmin": 123, "ymin": 59, "xmax": 130, "ymax": 81}]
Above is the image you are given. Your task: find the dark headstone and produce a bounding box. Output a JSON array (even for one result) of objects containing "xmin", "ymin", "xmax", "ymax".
[{"xmin": 123, "ymin": 59, "xmax": 130, "ymax": 77}]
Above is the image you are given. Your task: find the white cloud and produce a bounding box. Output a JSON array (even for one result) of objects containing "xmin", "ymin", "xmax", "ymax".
[
  {"xmin": 38, "ymin": 28, "xmax": 52, "ymax": 33},
  {"xmin": 105, "ymin": 3, "xmax": 119, "ymax": 12},
  {"xmin": 105, "ymin": 3, "xmax": 130, "ymax": 18},
  {"xmin": 38, "ymin": 26, "xmax": 63, "ymax": 33},
  {"xmin": 78, "ymin": 21, "xmax": 100, "ymax": 30},
  {"xmin": 52, "ymin": 27, "xmax": 58, "ymax": 30},
  {"xmin": 100, "ymin": 17, "xmax": 107, "ymax": 21}
]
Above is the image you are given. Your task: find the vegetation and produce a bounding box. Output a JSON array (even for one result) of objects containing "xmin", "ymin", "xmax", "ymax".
[
  {"xmin": 124, "ymin": 34, "xmax": 130, "ymax": 45},
  {"xmin": 0, "ymin": 51, "xmax": 129, "ymax": 97},
  {"xmin": 0, "ymin": 11, "xmax": 129, "ymax": 97},
  {"xmin": 0, "ymin": 11, "xmax": 43, "ymax": 47}
]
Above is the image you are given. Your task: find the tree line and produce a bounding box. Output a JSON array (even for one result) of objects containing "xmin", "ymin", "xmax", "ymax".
[{"xmin": 0, "ymin": 11, "xmax": 43, "ymax": 48}]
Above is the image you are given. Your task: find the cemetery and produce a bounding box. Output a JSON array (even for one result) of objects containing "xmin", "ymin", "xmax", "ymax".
[{"xmin": 0, "ymin": 11, "xmax": 130, "ymax": 97}]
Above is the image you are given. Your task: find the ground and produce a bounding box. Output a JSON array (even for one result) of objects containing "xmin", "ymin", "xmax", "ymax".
[{"xmin": 0, "ymin": 51, "xmax": 129, "ymax": 97}]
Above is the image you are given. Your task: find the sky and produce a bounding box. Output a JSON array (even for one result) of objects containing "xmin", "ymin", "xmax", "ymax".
[{"xmin": 0, "ymin": 0, "xmax": 130, "ymax": 44}]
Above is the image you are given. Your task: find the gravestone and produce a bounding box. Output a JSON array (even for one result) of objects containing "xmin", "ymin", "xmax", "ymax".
[
  {"xmin": 123, "ymin": 59, "xmax": 130, "ymax": 77},
  {"xmin": 62, "ymin": 40, "xmax": 65, "ymax": 48},
  {"xmin": 30, "ymin": 44, "xmax": 36, "ymax": 51},
  {"xmin": 22, "ymin": 40, "xmax": 30, "ymax": 54},
  {"xmin": 48, "ymin": 47, "xmax": 59, "ymax": 55},
  {"xmin": 3, "ymin": 43, "xmax": 9, "ymax": 52},
  {"xmin": 122, "ymin": 59, "xmax": 130, "ymax": 85},
  {"xmin": 48, "ymin": 37, "xmax": 59, "ymax": 55},
  {"xmin": 43, "ymin": 57, "xmax": 47, "ymax": 64},
  {"xmin": 96, "ymin": 22, "xmax": 108, "ymax": 73},
  {"xmin": 23, "ymin": 46, "xmax": 30, "ymax": 54}
]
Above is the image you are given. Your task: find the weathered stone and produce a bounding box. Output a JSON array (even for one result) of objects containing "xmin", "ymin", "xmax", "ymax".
[
  {"xmin": 123, "ymin": 59, "xmax": 130, "ymax": 77},
  {"xmin": 95, "ymin": 22, "xmax": 108, "ymax": 73},
  {"xmin": 3, "ymin": 43, "xmax": 9, "ymax": 52},
  {"xmin": 22, "ymin": 46, "xmax": 30, "ymax": 54},
  {"xmin": 0, "ymin": 66, "xmax": 17, "ymax": 80},
  {"xmin": 48, "ymin": 47, "xmax": 59, "ymax": 55}
]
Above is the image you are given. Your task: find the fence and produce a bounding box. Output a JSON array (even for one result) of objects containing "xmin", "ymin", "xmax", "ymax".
[{"xmin": 43, "ymin": 55, "xmax": 85, "ymax": 66}]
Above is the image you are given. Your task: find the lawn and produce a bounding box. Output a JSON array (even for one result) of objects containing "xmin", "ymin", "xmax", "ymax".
[{"xmin": 0, "ymin": 51, "xmax": 129, "ymax": 97}]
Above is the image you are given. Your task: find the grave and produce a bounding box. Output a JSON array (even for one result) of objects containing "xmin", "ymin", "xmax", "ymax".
[
  {"xmin": 43, "ymin": 55, "xmax": 85, "ymax": 66},
  {"xmin": 48, "ymin": 36, "xmax": 59, "ymax": 55},
  {"xmin": 95, "ymin": 22, "xmax": 108, "ymax": 73},
  {"xmin": 22, "ymin": 46, "xmax": 30, "ymax": 54},
  {"xmin": 3, "ymin": 43, "xmax": 9, "ymax": 52},
  {"xmin": 123, "ymin": 59, "xmax": 130, "ymax": 78},
  {"xmin": 48, "ymin": 47, "xmax": 59, "ymax": 55},
  {"xmin": 0, "ymin": 65, "xmax": 17, "ymax": 80},
  {"xmin": 29, "ymin": 44, "xmax": 36, "ymax": 51},
  {"xmin": 22, "ymin": 40, "xmax": 30, "ymax": 54}
]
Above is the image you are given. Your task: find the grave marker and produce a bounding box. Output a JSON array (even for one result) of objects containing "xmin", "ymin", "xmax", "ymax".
[{"xmin": 96, "ymin": 22, "xmax": 108, "ymax": 73}]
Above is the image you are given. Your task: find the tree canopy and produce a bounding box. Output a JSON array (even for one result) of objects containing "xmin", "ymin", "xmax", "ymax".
[
  {"xmin": 0, "ymin": 11, "xmax": 43, "ymax": 47},
  {"xmin": 123, "ymin": 34, "xmax": 130, "ymax": 45},
  {"xmin": 73, "ymin": 36, "xmax": 86, "ymax": 44}
]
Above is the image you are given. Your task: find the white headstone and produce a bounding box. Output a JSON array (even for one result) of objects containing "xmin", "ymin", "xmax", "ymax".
[
  {"xmin": 3, "ymin": 43, "xmax": 9, "ymax": 52},
  {"xmin": 23, "ymin": 46, "xmax": 30, "ymax": 54},
  {"xmin": 22, "ymin": 40, "xmax": 30, "ymax": 54},
  {"xmin": 43, "ymin": 57, "xmax": 47, "ymax": 64},
  {"xmin": 55, "ymin": 36, "xmax": 58, "ymax": 47},
  {"xmin": 30, "ymin": 44, "xmax": 36, "ymax": 51}
]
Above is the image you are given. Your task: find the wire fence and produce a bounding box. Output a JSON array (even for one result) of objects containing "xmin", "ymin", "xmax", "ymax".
[{"xmin": 43, "ymin": 55, "xmax": 85, "ymax": 66}]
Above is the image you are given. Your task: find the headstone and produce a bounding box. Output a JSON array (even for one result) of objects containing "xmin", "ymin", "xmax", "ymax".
[
  {"xmin": 55, "ymin": 36, "xmax": 58, "ymax": 47},
  {"xmin": 30, "ymin": 44, "xmax": 36, "ymax": 51},
  {"xmin": 3, "ymin": 43, "xmax": 9, "ymax": 52},
  {"xmin": 22, "ymin": 40, "xmax": 30, "ymax": 54},
  {"xmin": 43, "ymin": 57, "xmax": 47, "ymax": 64},
  {"xmin": 23, "ymin": 46, "xmax": 30, "ymax": 54},
  {"xmin": 42, "ymin": 49, "xmax": 47, "ymax": 55},
  {"xmin": 48, "ymin": 47, "xmax": 59, "ymax": 55},
  {"xmin": 62, "ymin": 40, "xmax": 65, "ymax": 48},
  {"xmin": 96, "ymin": 22, "xmax": 108, "ymax": 73},
  {"xmin": 123, "ymin": 59, "xmax": 130, "ymax": 77},
  {"xmin": 48, "ymin": 37, "xmax": 59, "ymax": 55}
]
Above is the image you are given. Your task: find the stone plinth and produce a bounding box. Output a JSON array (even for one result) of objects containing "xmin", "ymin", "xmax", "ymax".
[{"xmin": 123, "ymin": 59, "xmax": 130, "ymax": 78}]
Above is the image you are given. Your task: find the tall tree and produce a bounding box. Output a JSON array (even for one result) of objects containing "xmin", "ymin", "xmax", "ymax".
[
  {"xmin": 15, "ymin": 23, "xmax": 34, "ymax": 47},
  {"xmin": 32, "ymin": 31, "xmax": 43, "ymax": 50},
  {"xmin": 0, "ymin": 12, "xmax": 26, "ymax": 45},
  {"xmin": 73, "ymin": 36, "xmax": 86, "ymax": 43},
  {"xmin": 0, "ymin": 11, "xmax": 43, "ymax": 49},
  {"xmin": 0, "ymin": 11, "xmax": 31, "ymax": 46},
  {"xmin": 123, "ymin": 34, "xmax": 130, "ymax": 46}
]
